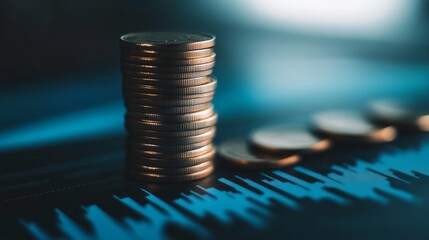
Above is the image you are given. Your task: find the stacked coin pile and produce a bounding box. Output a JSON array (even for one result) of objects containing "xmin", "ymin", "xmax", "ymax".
[{"xmin": 120, "ymin": 32, "xmax": 217, "ymax": 182}]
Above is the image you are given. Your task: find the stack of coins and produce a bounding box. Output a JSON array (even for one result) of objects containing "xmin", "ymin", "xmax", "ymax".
[{"xmin": 120, "ymin": 32, "xmax": 217, "ymax": 182}]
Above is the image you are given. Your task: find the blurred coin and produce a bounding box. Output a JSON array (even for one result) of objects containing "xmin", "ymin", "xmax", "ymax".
[
  {"xmin": 130, "ymin": 128, "xmax": 215, "ymax": 145},
  {"xmin": 122, "ymin": 62, "xmax": 215, "ymax": 73},
  {"xmin": 312, "ymin": 110, "xmax": 397, "ymax": 143},
  {"xmin": 123, "ymin": 77, "xmax": 217, "ymax": 95},
  {"xmin": 122, "ymin": 69, "xmax": 213, "ymax": 79},
  {"xmin": 129, "ymin": 161, "xmax": 212, "ymax": 175},
  {"xmin": 128, "ymin": 164, "xmax": 214, "ymax": 183},
  {"xmin": 122, "ymin": 54, "xmax": 216, "ymax": 65},
  {"xmin": 124, "ymin": 95, "xmax": 214, "ymax": 106},
  {"xmin": 219, "ymin": 139, "xmax": 300, "ymax": 170},
  {"xmin": 129, "ymin": 139, "xmax": 211, "ymax": 152},
  {"xmin": 128, "ymin": 148, "xmax": 215, "ymax": 167},
  {"xmin": 250, "ymin": 124, "xmax": 331, "ymax": 154},
  {"xmin": 125, "ymin": 103, "xmax": 212, "ymax": 114},
  {"xmin": 368, "ymin": 99, "xmax": 429, "ymax": 132},
  {"xmin": 127, "ymin": 106, "xmax": 214, "ymax": 122},
  {"xmin": 126, "ymin": 113, "xmax": 217, "ymax": 131},
  {"xmin": 120, "ymin": 32, "xmax": 215, "ymax": 51},
  {"xmin": 121, "ymin": 48, "xmax": 214, "ymax": 59},
  {"xmin": 127, "ymin": 126, "xmax": 215, "ymax": 138},
  {"xmin": 122, "ymin": 76, "xmax": 211, "ymax": 87}
]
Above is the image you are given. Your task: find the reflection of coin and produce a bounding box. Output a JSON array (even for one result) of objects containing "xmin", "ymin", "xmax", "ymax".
[
  {"xmin": 312, "ymin": 110, "xmax": 397, "ymax": 143},
  {"xmin": 368, "ymin": 99, "xmax": 429, "ymax": 132},
  {"xmin": 121, "ymin": 32, "xmax": 215, "ymax": 50},
  {"xmin": 128, "ymin": 165, "xmax": 214, "ymax": 183},
  {"xmin": 250, "ymin": 124, "xmax": 330, "ymax": 154},
  {"xmin": 219, "ymin": 139, "xmax": 300, "ymax": 170}
]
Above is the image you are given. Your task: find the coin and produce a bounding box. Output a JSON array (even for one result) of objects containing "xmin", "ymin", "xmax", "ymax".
[
  {"xmin": 368, "ymin": 99, "xmax": 429, "ymax": 132},
  {"xmin": 312, "ymin": 110, "xmax": 397, "ymax": 143},
  {"xmin": 122, "ymin": 54, "xmax": 216, "ymax": 65},
  {"xmin": 123, "ymin": 77, "xmax": 217, "ymax": 94},
  {"xmin": 123, "ymin": 91, "xmax": 215, "ymax": 100},
  {"xmin": 120, "ymin": 32, "xmax": 215, "ymax": 51},
  {"xmin": 125, "ymin": 103, "xmax": 212, "ymax": 114},
  {"xmin": 130, "ymin": 128, "xmax": 215, "ymax": 145},
  {"xmin": 129, "ymin": 139, "xmax": 212, "ymax": 152},
  {"xmin": 122, "ymin": 69, "xmax": 213, "ymax": 79},
  {"xmin": 128, "ymin": 144, "xmax": 215, "ymax": 159},
  {"xmin": 122, "ymin": 62, "xmax": 215, "ymax": 73},
  {"xmin": 250, "ymin": 124, "xmax": 331, "ymax": 154},
  {"xmin": 127, "ymin": 126, "xmax": 215, "ymax": 138},
  {"xmin": 121, "ymin": 48, "xmax": 214, "ymax": 59},
  {"xmin": 128, "ymin": 148, "xmax": 215, "ymax": 167},
  {"xmin": 129, "ymin": 161, "xmax": 213, "ymax": 175},
  {"xmin": 128, "ymin": 165, "xmax": 214, "ymax": 183},
  {"xmin": 127, "ymin": 106, "xmax": 214, "ymax": 122},
  {"xmin": 218, "ymin": 139, "xmax": 300, "ymax": 170},
  {"xmin": 122, "ymin": 76, "xmax": 211, "ymax": 87},
  {"xmin": 126, "ymin": 113, "xmax": 217, "ymax": 131},
  {"xmin": 124, "ymin": 95, "xmax": 214, "ymax": 107}
]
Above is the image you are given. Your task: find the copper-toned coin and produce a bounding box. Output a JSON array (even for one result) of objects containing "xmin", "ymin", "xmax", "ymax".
[
  {"xmin": 122, "ymin": 69, "xmax": 213, "ymax": 79},
  {"xmin": 128, "ymin": 164, "xmax": 214, "ymax": 183},
  {"xmin": 120, "ymin": 32, "xmax": 215, "ymax": 51},
  {"xmin": 122, "ymin": 54, "xmax": 216, "ymax": 66},
  {"xmin": 129, "ymin": 161, "xmax": 213, "ymax": 175},
  {"xmin": 123, "ymin": 77, "xmax": 217, "ymax": 95},
  {"xmin": 129, "ymin": 139, "xmax": 211, "ymax": 152},
  {"xmin": 312, "ymin": 110, "xmax": 397, "ymax": 143},
  {"xmin": 121, "ymin": 48, "xmax": 214, "ymax": 59},
  {"xmin": 122, "ymin": 62, "xmax": 215, "ymax": 73},
  {"xmin": 368, "ymin": 99, "xmax": 429, "ymax": 132},
  {"xmin": 122, "ymin": 76, "xmax": 211, "ymax": 87},
  {"xmin": 128, "ymin": 144, "xmax": 215, "ymax": 159},
  {"xmin": 127, "ymin": 106, "xmax": 214, "ymax": 122},
  {"xmin": 250, "ymin": 124, "xmax": 331, "ymax": 154},
  {"xmin": 130, "ymin": 128, "xmax": 215, "ymax": 145},
  {"xmin": 124, "ymin": 95, "xmax": 214, "ymax": 107},
  {"xmin": 126, "ymin": 113, "xmax": 217, "ymax": 131},
  {"xmin": 128, "ymin": 148, "xmax": 215, "ymax": 167},
  {"xmin": 124, "ymin": 91, "xmax": 215, "ymax": 100},
  {"xmin": 127, "ymin": 126, "xmax": 215, "ymax": 138},
  {"xmin": 219, "ymin": 139, "xmax": 301, "ymax": 170},
  {"xmin": 125, "ymin": 103, "xmax": 212, "ymax": 114}
]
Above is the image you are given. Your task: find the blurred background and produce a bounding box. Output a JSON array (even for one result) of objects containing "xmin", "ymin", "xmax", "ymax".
[{"xmin": 0, "ymin": 0, "xmax": 428, "ymax": 150}]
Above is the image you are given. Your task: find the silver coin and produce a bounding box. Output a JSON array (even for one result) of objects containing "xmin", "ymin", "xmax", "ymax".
[
  {"xmin": 368, "ymin": 99, "xmax": 429, "ymax": 132},
  {"xmin": 250, "ymin": 124, "xmax": 331, "ymax": 154},
  {"xmin": 125, "ymin": 113, "xmax": 217, "ymax": 131},
  {"xmin": 219, "ymin": 139, "xmax": 301, "ymax": 170},
  {"xmin": 127, "ymin": 106, "xmax": 214, "ymax": 122},
  {"xmin": 312, "ymin": 110, "xmax": 397, "ymax": 143},
  {"xmin": 130, "ymin": 128, "xmax": 215, "ymax": 145},
  {"xmin": 121, "ymin": 61, "xmax": 215, "ymax": 73},
  {"xmin": 122, "ymin": 54, "xmax": 216, "ymax": 65},
  {"xmin": 123, "ymin": 77, "xmax": 217, "ymax": 95}
]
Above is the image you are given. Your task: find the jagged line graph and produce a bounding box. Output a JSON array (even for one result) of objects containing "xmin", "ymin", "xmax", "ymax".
[{"xmin": 21, "ymin": 141, "xmax": 429, "ymax": 239}]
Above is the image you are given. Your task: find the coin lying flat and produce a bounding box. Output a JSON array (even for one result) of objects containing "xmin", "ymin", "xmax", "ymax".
[
  {"xmin": 122, "ymin": 62, "xmax": 215, "ymax": 73},
  {"xmin": 129, "ymin": 161, "xmax": 213, "ymax": 175},
  {"xmin": 250, "ymin": 124, "xmax": 331, "ymax": 154},
  {"xmin": 127, "ymin": 106, "xmax": 214, "ymax": 122},
  {"xmin": 368, "ymin": 99, "xmax": 429, "ymax": 132},
  {"xmin": 126, "ymin": 114, "xmax": 217, "ymax": 131},
  {"xmin": 123, "ymin": 54, "xmax": 216, "ymax": 65},
  {"xmin": 128, "ymin": 148, "xmax": 215, "ymax": 167},
  {"xmin": 130, "ymin": 128, "xmax": 215, "ymax": 145},
  {"xmin": 125, "ymin": 103, "xmax": 212, "ymax": 114},
  {"xmin": 123, "ymin": 77, "xmax": 217, "ymax": 95},
  {"xmin": 312, "ymin": 110, "xmax": 397, "ymax": 143},
  {"xmin": 128, "ymin": 164, "xmax": 214, "ymax": 183},
  {"xmin": 122, "ymin": 69, "xmax": 213, "ymax": 79},
  {"xmin": 219, "ymin": 139, "xmax": 301, "ymax": 170},
  {"xmin": 122, "ymin": 76, "xmax": 211, "ymax": 87},
  {"xmin": 120, "ymin": 32, "xmax": 216, "ymax": 51},
  {"xmin": 121, "ymin": 48, "xmax": 214, "ymax": 59}
]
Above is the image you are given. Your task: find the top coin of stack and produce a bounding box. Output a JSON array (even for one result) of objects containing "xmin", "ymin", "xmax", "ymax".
[{"xmin": 120, "ymin": 32, "xmax": 217, "ymax": 182}]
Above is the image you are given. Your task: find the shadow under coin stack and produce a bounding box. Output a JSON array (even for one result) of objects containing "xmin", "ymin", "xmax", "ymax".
[{"xmin": 120, "ymin": 32, "xmax": 217, "ymax": 182}]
